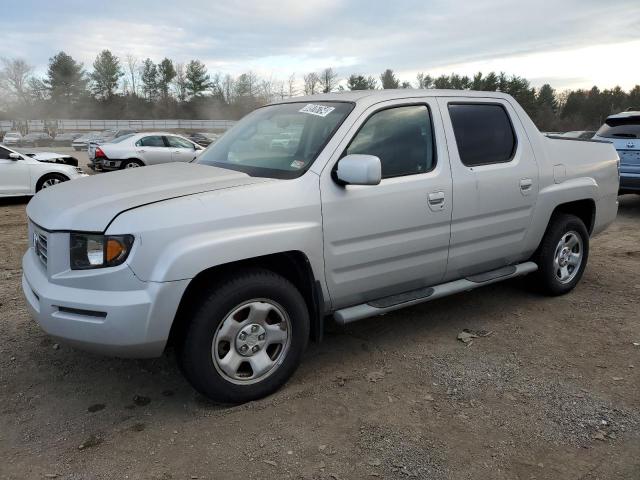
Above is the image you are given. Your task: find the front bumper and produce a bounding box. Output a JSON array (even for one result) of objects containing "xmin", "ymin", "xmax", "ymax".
[{"xmin": 22, "ymin": 248, "xmax": 189, "ymax": 358}]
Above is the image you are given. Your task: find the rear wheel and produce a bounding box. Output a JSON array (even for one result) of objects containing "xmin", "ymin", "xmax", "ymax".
[
  {"xmin": 36, "ymin": 173, "xmax": 68, "ymax": 192},
  {"xmin": 531, "ymin": 214, "xmax": 589, "ymax": 296},
  {"xmin": 178, "ymin": 269, "xmax": 310, "ymax": 404},
  {"xmin": 122, "ymin": 159, "xmax": 143, "ymax": 169}
]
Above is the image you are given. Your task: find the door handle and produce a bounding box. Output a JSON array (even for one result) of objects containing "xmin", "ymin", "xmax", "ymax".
[
  {"xmin": 520, "ymin": 178, "xmax": 533, "ymax": 195},
  {"xmin": 138, "ymin": 149, "xmax": 146, "ymax": 153},
  {"xmin": 428, "ymin": 191, "xmax": 446, "ymax": 210}
]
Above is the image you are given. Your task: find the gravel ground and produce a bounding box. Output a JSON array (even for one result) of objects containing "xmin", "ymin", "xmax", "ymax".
[{"xmin": 0, "ymin": 161, "xmax": 639, "ymax": 479}]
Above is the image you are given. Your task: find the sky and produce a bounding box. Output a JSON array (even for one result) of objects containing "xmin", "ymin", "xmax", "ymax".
[{"xmin": 2, "ymin": 0, "xmax": 639, "ymax": 91}]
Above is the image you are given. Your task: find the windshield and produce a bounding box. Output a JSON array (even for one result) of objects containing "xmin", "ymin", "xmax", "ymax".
[
  {"xmin": 596, "ymin": 116, "xmax": 640, "ymax": 139},
  {"xmin": 196, "ymin": 101, "xmax": 354, "ymax": 179}
]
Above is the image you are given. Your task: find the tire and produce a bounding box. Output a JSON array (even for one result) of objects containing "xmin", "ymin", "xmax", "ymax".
[
  {"xmin": 36, "ymin": 173, "xmax": 68, "ymax": 192},
  {"xmin": 121, "ymin": 159, "xmax": 144, "ymax": 169},
  {"xmin": 178, "ymin": 269, "xmax": 310, "ymax": 404},
  {"xmin": 531, "ymin": 213, "xmax": 589, "ymax": 296}
]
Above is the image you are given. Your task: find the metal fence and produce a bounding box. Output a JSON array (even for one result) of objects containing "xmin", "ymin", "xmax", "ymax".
[{"xmin": 0, "ymin": 119, "xmax": 236, "ymax": 132}]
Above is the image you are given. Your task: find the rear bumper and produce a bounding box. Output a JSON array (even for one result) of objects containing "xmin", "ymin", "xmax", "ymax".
[
  {"xmin": 619, "ymin": 172, "xmax": 640, "ymax": 192},
  {"xmin": 101, "ymin": 159, "xmax": 123, "ymax": 170},
  {"xmin": 22, "ymin": 249, "xmax": 190, "ymax": 358}
]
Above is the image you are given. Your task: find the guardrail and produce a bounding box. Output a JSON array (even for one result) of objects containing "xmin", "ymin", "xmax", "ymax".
[{"xmin": 0, "ymin": 119, "xmax": 236, "ymax": 132}]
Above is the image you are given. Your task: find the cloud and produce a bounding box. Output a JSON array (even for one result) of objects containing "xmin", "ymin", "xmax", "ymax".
[{"xmin": 2, "ymin": 0, "xmax": 639, "ymax": 89}]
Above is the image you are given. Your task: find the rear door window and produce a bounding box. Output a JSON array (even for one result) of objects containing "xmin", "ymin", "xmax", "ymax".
[
  {"xmin": 136, "ymin": 136, "xmax": 165, "ymax": 147},
  {"xmin": 448, "ymin": 103, "xmax": 516, "ymax": 167}
]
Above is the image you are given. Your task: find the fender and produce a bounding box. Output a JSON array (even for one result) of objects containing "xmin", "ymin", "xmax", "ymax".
[
  {"xmin": 146, "ymin": 221, "xmax": 325, "ymax": 285},
  {"xmin": 522, "ymin": 176, "xmax": 598, "ymax": 255}
]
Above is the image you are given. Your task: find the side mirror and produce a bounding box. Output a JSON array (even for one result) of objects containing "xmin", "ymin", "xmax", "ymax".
[
  {"xmin": 9, "ymin": 153, "xmax": 21, "ymax": 161},
  {"xmin": 336, "ymin": 154, "xmax": 382, "ymax": 186}
]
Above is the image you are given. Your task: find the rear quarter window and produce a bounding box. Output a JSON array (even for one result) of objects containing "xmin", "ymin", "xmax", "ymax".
[{"xmin": 448, "ymin": 103, "xmax": 516, "ymax": 167}]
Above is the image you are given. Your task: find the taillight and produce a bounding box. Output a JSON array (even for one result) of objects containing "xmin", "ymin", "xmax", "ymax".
[{"xmin": 95, "ymin": 147, "xmax": 107, "ymax": 159}]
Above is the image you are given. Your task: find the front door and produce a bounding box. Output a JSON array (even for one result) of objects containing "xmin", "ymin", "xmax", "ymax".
[
  {"xmin": 437, "ymin": 97, "xmax": 539, "ymax": 280},
  {"xmin": 320, "ymin": 100, "xmax": 453, "ymax": 309},
  {"xmin": 0, "ymin": 147, "xmax": 30, "ymax": 195},
  {"xmin": 166, "ymin": 135, "xmax": 198, "ymax": 163}
]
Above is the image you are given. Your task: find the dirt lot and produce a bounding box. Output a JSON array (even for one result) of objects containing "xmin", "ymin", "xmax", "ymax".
[{"xmin": 1, "ymin": 176, "xmax": 639, "ymax": 479}]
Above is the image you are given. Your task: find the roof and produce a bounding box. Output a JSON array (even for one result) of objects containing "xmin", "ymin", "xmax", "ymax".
[
  {"xmin": 607, "ymin": 110, "xmax": 640, "ymax": 119},
  {"xmin": 272, "ymin": 88, "xmax": 515, "ymax": 106}
]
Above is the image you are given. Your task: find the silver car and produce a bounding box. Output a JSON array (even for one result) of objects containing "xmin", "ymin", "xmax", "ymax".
[{"xmin": 95, "ymin": 132, "xmax": 204, "ymax": 171}]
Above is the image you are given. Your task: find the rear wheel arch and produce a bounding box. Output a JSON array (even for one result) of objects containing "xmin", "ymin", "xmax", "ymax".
[
  {"xmin": 122, "ymin": 158, "xmax": 145, "ymax": 168},
  {"xmin": 168, "ymin": 251, "xmax": 324, "ymax": 350},
  {"xmin": 549, "ymin": 198, "xmax": 596, "ymax": 235}
]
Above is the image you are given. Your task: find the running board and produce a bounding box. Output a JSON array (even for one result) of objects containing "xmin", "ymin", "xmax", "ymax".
[{"xmin": 333, "ymin": 261, "xmax": 538, "ymax": 326}]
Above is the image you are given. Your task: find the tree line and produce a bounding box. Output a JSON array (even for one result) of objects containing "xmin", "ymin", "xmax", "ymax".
[{"xmin": 1, "ymin": 50, "xmax": 638, "ymax": 132}]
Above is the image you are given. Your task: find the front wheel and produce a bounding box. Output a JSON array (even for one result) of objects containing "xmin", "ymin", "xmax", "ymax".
[
  {"xmin": 36, "ymin": 173, "xmax": 68, "ymax": 192},
  {"xmin": 178, "ymin": 269, "xmax": 310, "ymax": 404},
  {"xmin": 532, "ymin": 213, "xmax": 589, "ymax": 296}
]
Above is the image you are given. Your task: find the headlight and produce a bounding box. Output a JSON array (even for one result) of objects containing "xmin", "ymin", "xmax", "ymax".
[{"xmin": 70, "ymin": 233, "xmax": 134, "ymax": 270}]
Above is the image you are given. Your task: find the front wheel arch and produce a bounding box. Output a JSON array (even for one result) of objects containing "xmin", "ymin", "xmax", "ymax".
[
  {"xmin": 35, "ymin": 172, "xmax": 69, "ymax": 192},
  {"xmin": 168, "ymin": 251, "xmax": 324, "ymax": 350}
]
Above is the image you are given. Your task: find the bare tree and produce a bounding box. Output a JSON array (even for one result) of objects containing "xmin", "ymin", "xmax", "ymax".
[
  {"xmin": 303, "ymin": 72, "xmax": 320, "ymax": 95},
  {"xmin": 125, "ymin": 54, "xmax": 138, "ymax": 95},
  {"xmin": 222, "ymin": 74, "xmax": 234, "ymax": 104},
  {"xmin": 173, "ymin": 63, "xmax": 188, "ymax": 102},
  {"xmin": 287, "ymin": 73, "xmax": 298, "ymax": 97},
  {"xmin": 318, "ymin": 67, "xmax": 339, "ymax": 93},
  {"xmin": 0, "ymin": 57, "xmax": 33, "ymax": 104}
]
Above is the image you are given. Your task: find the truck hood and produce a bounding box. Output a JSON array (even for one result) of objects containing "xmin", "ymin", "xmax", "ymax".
[{"xmin": 27, "ymin": 163, "xmax": 272, "ymax": 232}]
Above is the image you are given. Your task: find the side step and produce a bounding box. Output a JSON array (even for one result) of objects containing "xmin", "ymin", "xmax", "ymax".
[{"xmin": 333, "ymin": 261, "xmax": 538, "ymax": 326}]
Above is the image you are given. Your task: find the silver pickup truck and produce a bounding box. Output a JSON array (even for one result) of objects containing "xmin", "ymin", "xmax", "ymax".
[{"xmin": 22, "ymin": 90, "xmax": 619, "ymax": 403}]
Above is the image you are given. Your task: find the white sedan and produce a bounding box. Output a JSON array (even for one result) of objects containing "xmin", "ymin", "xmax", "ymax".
[
  {"xmin": 0, "ymin": 144, "xmax": 86, "ymax": 197},
  {"xmin": 95, "ymin": 132, "xmax": 204, "ymax": 171}
]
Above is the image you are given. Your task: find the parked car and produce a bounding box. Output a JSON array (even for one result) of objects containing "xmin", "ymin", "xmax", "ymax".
[
  {"xmin": 186, "ymin": 132, "xmax": 218, "ymax": 147},
  {"xmin": 0, "ymin": 144, "xmax": 86, "ymax": 197},
  {"xmin": 71, "ymin": 131, "xmax": 102, "ymax": 151},
  {"xmin": 561, "ymin": 130, "xmax": 596, "ymax": 140},
  {"xmin": 2, "ymin": 131, "xmax": 22, "ymax": 146},
  {"xmin": 87, "ymin": 130, "xmax": 138, "ymax": 170},
  {"xmin": 94, "ymin": 132, "xmax": 203, "ymax": 171},
  {"xmin": 24, "ymin": 151, "xmax": 80, "ymax": 167},
  {"xmin": 19, "ymin": 132, "xmax": 54, "ymax": 147},
  {"xmin": 52, "ymin": 132, "xmax": 82, "ymax": 147},
  {"xmin": 22, "ymin": 90, "xmax": 619, "ymax": 403},
  {"xmin": 593, "ymin": 110, "xmax": 640, "ymax": 194}
]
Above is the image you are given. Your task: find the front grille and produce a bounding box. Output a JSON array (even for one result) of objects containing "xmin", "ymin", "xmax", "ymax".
[{"xmin": 34, "ymin": 231, "xmax": 48, "ymax": 267}]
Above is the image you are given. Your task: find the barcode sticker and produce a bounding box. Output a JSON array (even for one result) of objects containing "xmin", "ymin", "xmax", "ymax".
[{"xmin": 299, "ymin": 104, "xmax": 335, "ymax": 117}]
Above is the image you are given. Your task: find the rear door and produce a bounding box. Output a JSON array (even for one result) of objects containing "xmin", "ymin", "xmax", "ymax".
[
  {"xmin": 321, "ymin": 99, "xmax": 453, "ymax": 309},
  {"xmin": 437, "ymin": 97, "xmax": 539, "ymax": 280},
  {"xmin": 135, "ymin": 135, "xmax": 172, "ymax": 165},
  {"xmin": 165, "ymin": 135, "xmax": 199, "ymax": 163}
]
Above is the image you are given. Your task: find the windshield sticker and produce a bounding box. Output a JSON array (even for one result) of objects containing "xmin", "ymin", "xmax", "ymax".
[
  {"xmin": 299, "ymin": 104, "xmax": 335, "ymax": 117},
  {"xmin": 290, "ymin": 160, "xmax": 305, "ymax": 169}
]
